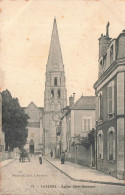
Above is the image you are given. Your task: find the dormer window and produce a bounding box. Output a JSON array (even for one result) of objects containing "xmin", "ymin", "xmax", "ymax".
[
  {"xmin": 100, "ymin": 59, "xmax": 103, "ymax": 66},
  {"xmin": 54, "ymin": 77, "xmax": 57, "ymax": 86},
  {"xmin": 103, "ymin": 54, "xmax": 107, "ymax": 69},
  {"xmin": 110, "ymin": 45, "xmax": 113, "ymax": 65}
]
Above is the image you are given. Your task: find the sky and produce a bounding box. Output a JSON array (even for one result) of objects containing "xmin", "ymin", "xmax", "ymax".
[{"xmin": 1, "ymin": 0, "xmax": 125, "ymax": 107}]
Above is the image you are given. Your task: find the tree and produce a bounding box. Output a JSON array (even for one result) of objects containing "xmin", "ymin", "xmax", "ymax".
[
  {"xmin": 2, "ymin": 90, "xmax": 29, "ymax": 151},
  {"xmin": 81, "ymin": 128, "xmax": 95, "ymax": 149}
]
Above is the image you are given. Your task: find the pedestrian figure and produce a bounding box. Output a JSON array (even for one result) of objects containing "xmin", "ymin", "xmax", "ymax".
[
  {"xmin": 50, "ymin": 150, "xmax": 53, "ymax": 158},
  {"xmin": 61, "ymin": 152, "xmax": 65, "ymax": 164},
  {"xmin": 39, "ymin": 153, "xmax": 42, "ymax": 164}
]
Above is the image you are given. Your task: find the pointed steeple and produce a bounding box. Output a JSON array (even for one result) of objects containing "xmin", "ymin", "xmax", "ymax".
[{"xmin": 47, "ymin": 18, "xmax": 64, "ymax": 72}]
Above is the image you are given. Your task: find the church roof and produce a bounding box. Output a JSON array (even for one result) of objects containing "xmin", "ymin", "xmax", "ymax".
[
  {"xmin": 23, "ymin": 102, "xmax": 44, "ymax": 113},
  {"xmin": 71, "ymin": 96, "xmax": 96, "ymax": 110},
  {"xmin": 46, "ymin": 18, "xmax": 64, "ymax": 72},
  {"xmin": 38, "ymin": 107, "xmax": 44, "ymax": 113}
]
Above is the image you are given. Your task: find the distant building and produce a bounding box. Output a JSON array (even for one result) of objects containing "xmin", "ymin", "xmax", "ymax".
[
  {"xmin": 24, "ymin": 102, "xmax": 44, "ymax": 154},
  {"xmin": 60, "ymin": 95, "xmax": 96, "ymax": 167},
  {"xmin": 43, "ymin": 18, "xmax": 67, "ymax": 156},
  {"xmin": 93, "ymin": 23, "xmax": 125, "ymax": 179}
]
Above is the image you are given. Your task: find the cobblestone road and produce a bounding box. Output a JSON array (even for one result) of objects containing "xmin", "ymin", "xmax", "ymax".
[{"xmin": 1, "ymin": 156, "xmax": 125, "ymax": 195}]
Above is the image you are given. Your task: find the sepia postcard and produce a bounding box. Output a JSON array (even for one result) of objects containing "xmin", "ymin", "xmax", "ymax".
[{"xmin": 0, "ymin": 0, "xmax": 125, "ymax": 194}]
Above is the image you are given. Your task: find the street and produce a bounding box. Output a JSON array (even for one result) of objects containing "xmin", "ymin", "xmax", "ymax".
[{"xmin": 1, "ymin": 156, "xmax": 125, "ymax": 195}]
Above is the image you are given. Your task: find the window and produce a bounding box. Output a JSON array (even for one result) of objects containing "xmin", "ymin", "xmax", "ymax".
[
  {"xmin": 50, "ymin": 101, "xmax": 54, "ymax": 111},
  {"xmin": 82, "ymin": 118, "xmax": 92, "ymax": 131},
  {"xmin": 54, "ymin": 77, "xmax": 57, "ymax": 86},
  {"xmin": 103, "ymin": 54, "xmax": 107, "ymax": 69},
  {"xmin": 110, "ymin": 45, "xmax": 113, "ymax": 65},
  {"xmin": 97, "ymin": 130, "xmax": 103, "ymax": 160},
  {"xmin": 51, "ymin": 89, "xmax": 54, "ymax": 98},
  {"xmin": 108, "ymin": 81, "xmax": 114, "ymax": 116},
  {"xmin": 107, "ymin": 127, "xmax": 115, "ymax": 161},
  {"xmin": 57, "ymin": 89, "xmax": 61, "ymax": 98},
  {"xmin": 98, "ymin": 91, "xmax": 103, "ymax": 120},
  {"xmin": 100, "ymin": 59, "xmax": 103, "ymax": 66}
]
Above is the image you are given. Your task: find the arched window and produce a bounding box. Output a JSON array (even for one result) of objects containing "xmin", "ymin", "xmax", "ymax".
[
  {"xmin": 107, "ymin": 127, "xmax": 115, "ymax": 160},
  {"xmin": 54, "ymin": 77, "xmax": 57, "ymax": 86},
  {"xmin": 51, "ymin": 89, "xmax": 54, "ymax": 98},
  {"xmin": 57, "ymin": 89, "xmax": 61, "ymax": 98},
  {"xmin": 97, "ymin": 130, "xmax": 103, "ymax": 160}
]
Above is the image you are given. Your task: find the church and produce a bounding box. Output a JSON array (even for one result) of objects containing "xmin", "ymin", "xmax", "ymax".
[
  {"xmin": 43, "ymin": 18, "xmax": 67, "ymax": 156},
  {"xmin": 24, "ymin": 19, "xmax": 67, "ymax": 156},
  {"xmin": 24, "ymin": 102, "xmax": 44, "ymax": 154}
]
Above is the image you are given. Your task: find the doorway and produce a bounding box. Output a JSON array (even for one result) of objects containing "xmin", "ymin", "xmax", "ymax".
[{"xmin": 29, "ymin": 139, "xmax": 34, "ymax": 153}]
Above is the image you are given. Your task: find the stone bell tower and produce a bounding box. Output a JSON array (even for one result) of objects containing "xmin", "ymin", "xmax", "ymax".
[{"xmin": 43, "ymin": 18, "xmax": 67, "ymax": 155}]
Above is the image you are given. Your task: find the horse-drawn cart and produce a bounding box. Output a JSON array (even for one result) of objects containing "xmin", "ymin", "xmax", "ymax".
[{"xmin": 19, "ymin": 149, "xmax": 30, "ymax": 162}]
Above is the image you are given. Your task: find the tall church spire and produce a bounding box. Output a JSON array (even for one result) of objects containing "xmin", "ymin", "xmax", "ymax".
[
  {"xmin": 47, "ymin": 18, "xmax": 64, "ymax": 72},
  {"xmin": 44, "ymin": 19, "xmax": 67, "ymax": 156}
]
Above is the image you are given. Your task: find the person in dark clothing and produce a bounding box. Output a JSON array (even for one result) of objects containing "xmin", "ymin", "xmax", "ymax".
[
  {"xmin": 61, "ymin": 152, "xmax": 65, "ymax": 164},
  {"xmin": 39, "ymin": 153, "xmax": 42, "ymax": 164},
  {"xmin": 50, "ymin": 150, "xmax": 53, "ymax": 158}
]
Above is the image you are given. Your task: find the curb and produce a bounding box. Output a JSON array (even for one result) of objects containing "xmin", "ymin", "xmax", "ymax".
[
  {"xmin": 45, "ymin": 158, "xmax": 125, "ymax": 187},
  {"xmin": 0, "ymin": 158, "xmax": 16, "ymax": 169}
]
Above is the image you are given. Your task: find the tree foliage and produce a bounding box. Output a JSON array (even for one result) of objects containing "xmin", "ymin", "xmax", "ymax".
[
  {"xmin": 2, "ymin": 90, "xmax": 29, "ymax": 151},
  {"xmin": 81, "ymin": 128, "xmax": 95, "ymax": 149}
]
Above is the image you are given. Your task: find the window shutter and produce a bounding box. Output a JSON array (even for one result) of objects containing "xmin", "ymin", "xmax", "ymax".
[
  {"xmin": 108, "ymin": 86, "xmax": 112, "ymax": 113},
  {"xmin": 84, "ymin": 119, "xmax": 86, "ymax": 130},
  {"xmin": 97, "ymin": 135, "xmax": 98, "ymax": 158},
  {"xmin": 112, "ymin": 82, "xmax": 114, "ymax": 113},
  {"xmin": 98, "ymin": 96, "xmax": 100, "ymax": 120},
  {"xmin": 113, "ymin": 132, "xmax": 115, "ymax": 160},
  {"xmin": 88, "ymin": 119, "xmax": 90, "ymax": 130},
  {"xmin": 107, "ymin": 132, "xmax": 109, "ymax": 160},
  {"xmin": 100, "ymin": 94, "xmax": 103, "ymax": 120},
  {"xmin": 101, "ymin": 134, "xmax": 103, "ymax": 159}
]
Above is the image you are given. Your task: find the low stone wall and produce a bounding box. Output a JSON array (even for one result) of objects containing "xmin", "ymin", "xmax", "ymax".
[
  {"xmin": 0, "ymin": 151, "xmax": 18, "ymax": 162},
  {"xmin": 70, "ymin": 145, "xmax": 91, "ymax": 167}
]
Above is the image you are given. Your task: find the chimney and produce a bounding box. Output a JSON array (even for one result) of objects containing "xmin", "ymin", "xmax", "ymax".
[{"xmin": 69, "ymin": 93, "xmax": 75, "ymax": 108}]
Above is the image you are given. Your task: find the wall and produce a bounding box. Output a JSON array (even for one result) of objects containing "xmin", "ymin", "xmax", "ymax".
[
  {"xmin": 71, "ymin": 145, "xmax": 91, "ymax": 167},
  {"xmin": 96, "ymin": 118, "xmax": 117, "ymax": 177}
]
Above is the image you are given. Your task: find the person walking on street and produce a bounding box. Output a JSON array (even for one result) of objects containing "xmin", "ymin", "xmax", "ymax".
[
  {"xmin": 39, "ymin": 153, "xmax": 42, "ymax": 164},
  {"xmin": 61, "ymin": 152, "xmax": 65, "ymax": 164},
  {"xmin": 50, "ymin": 150, "xmax": 53, "ymax": 158}
]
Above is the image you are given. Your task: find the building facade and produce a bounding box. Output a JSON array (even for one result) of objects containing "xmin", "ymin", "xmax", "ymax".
[
  {"xmin": 43, "ymin": 19, "xmax": 67, "ymax": 156},
  {"xmin": 94, "ymin": 24, "xmax": 125, "ymax": 179},
  {"xmin": 24, "ymin": 102, "xmax": 44, "ymax": 154},
  {"xmin": 61, "ymin": 95, "xmax": 96, "ymax": 167}
]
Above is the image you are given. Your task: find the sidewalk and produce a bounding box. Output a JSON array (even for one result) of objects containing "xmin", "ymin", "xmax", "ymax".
[
  {"xmin": 45, "ymin": 157, "xmax": 125, "ymax": 186},
  {"xmin": 0, "ymin": 158, "xmax": 16, "ymax": 168}
]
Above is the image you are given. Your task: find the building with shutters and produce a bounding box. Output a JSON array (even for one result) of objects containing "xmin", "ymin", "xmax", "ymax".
[
  {"xmin": 43, "ymin": 18, "xmax": 67, "ymax": 156},
  {"xmin": 24, "ymin": 102, "xmax": 44, "ymax": 154},
  {"xmin": 93, "ymin": 23, "xmax": 125, "ymax": 179}
]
